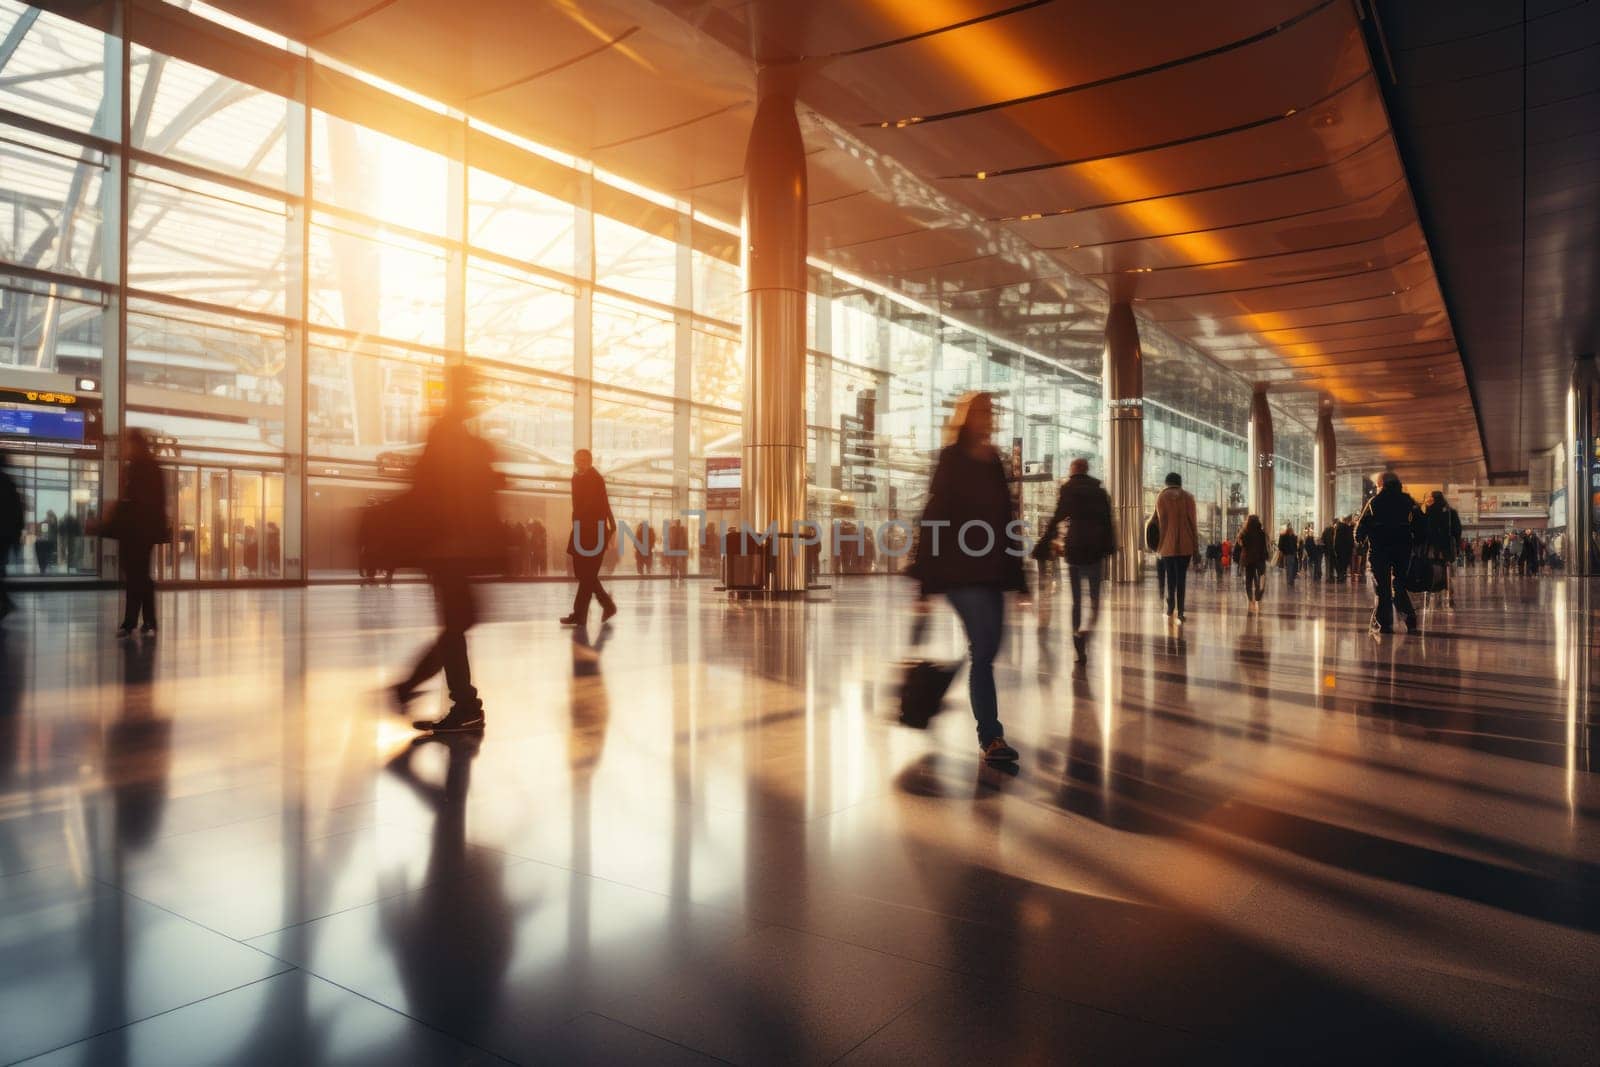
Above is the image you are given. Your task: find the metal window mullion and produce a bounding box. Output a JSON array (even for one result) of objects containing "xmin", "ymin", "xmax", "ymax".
[
  {"xmin": 97, "ymin": 0, "xmax": 130, "ymax": 580},
  {"xmin": 572, "ymin": 169, "xmax": 593, "ymax": 453},
  {"xmin": 672, "ymin": 214, "xmax": 691, "ymax": 514},
  {"xmin": 812, "ymin": 271, "xmax": 833, "ymax": 493},
  {"xmin": 280, "ymin": 53, "xmax": 311, "ymax": 582}
]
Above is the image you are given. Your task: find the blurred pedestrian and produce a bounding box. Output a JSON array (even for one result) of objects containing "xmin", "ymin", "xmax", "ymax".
[
  {"xmin": 391, "ymin": 367, "xmax": 502, "ymax": 733},
  {"xmin": 110, "ymin": 429, "xmax": 167, "ymax": 638},
  {"xmin": 908, "ymin": 391, "xmax": 1025, "ymax": 763}
]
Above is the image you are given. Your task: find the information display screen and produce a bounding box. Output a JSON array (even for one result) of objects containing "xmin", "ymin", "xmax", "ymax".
[{"xmin": 0, "ymin": 401, "xmax": 87, "ymax": 442}]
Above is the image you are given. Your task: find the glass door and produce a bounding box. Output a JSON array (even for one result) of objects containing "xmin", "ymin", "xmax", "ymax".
[
  {"xmin": 231, "ymin": 470, "xmax": 263, "ymax": 579},
  {"xmin": 200, "ymin": 468, "xmax": 229, "ymax": 580}
]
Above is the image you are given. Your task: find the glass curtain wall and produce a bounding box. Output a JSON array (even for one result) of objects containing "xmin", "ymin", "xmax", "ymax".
[{"xmin": 0, "ymin": 0, "xmax": 1302, "ymax": 581}]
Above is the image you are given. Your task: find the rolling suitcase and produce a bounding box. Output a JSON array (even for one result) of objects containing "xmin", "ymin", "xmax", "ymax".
[{"xmin": 898, "ymin": 610, "xmax": 959, "ymax": 729}]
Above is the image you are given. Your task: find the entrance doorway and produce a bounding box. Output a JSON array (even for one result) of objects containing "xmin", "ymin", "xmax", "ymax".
[
  {"xmin": 155, "ymin": 465, "xmax": 285, "ymax": 582},
  {"xmin": 4, "ymin": 453, "xmax": 101, "ymax": 577}
]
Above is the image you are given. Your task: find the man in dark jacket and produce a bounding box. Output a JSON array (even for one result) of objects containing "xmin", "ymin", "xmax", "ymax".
[
  {"xmin": 562, "ymin": 449, "xmax": 617, "ymax": 625},
  {"xmin": 0, "ymin": 452, "xmax": 20, "ymax": 618},
  {"xmin": 115, "ymin": 429, "xmax": 168, "ymax": 637},
  {"xmin": 1332, "ymin": 516, "xmax": 1355, "ymax": 581},
  {"xmin": 1043, "ymin": 458, "xmax": 1115, "ymax": 663},
  {"xmin": 392, "ymin": 367, "xmax": 502, "ymax": 733},
  {"xmin": 1355, "ymin": 472, "xmax": 1424, "ymax": 634}
]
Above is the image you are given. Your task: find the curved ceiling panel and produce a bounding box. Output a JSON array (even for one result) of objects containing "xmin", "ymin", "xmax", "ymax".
[{"xmin": 189, "ymin": 0, "xmax": 1495, "ymax": 482}]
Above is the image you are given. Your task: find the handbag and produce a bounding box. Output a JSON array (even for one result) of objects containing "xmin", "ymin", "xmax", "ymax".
[
  {"xmin": 1144, "ymin": 513, "xmax": 1160, "ymax": 552},
  {"xmin": 1404, "ymin": 553, "xmax": 1432, "ymax": 594},
  {"xmin": 898, "ymin": 609, "xmax": 959, "ymax": 730}
]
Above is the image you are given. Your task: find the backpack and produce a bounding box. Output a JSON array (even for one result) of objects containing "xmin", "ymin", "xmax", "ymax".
[{"xmin": 1145, "ymin": 513, "xmax": 1160, "ymax": 551}]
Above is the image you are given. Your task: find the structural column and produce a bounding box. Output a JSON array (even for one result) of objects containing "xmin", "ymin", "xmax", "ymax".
[
  {"xmin": 740, "ymin": 69, "xmax": 808, "ymax": 593},
  {"xmin": 1568, "ymin": 353, "xmax": 1598, "ymax": 576},
  {"xmin": 1314, "ymin": 400, "xmax": 1336, "ymax": 531},
  {"xmin": 1248, "ymin": 386, "xmax": 1275, "ymax": 536},
  {"xmin": 1103, "ymin": 302, "xmax": 1143, "ymax": 582}
]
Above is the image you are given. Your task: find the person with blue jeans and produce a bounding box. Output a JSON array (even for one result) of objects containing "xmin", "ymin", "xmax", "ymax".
[{"xmin": 909, "ymin": 391, "xmax": 1026, "ymax": 763}]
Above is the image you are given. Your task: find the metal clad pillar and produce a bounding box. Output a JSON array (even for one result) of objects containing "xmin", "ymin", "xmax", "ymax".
[
  {"xmin": 1569, "ymin": 353, "xmax": 1598, "ymax": 575},
  {"xmin": 1103, "ymin": 303, "xmax": 1143, "ymax": 582},
  {"xmin": 1314, "ymin": 401, "xmax": 1336, "ymax": 531},
  {"xmin": 741, "ymin": 70, "xmax": 807, "ymax": 593},
  {"xmin": 1249, "ymin": 387, "xmax": 1275, "ymax": 536}
]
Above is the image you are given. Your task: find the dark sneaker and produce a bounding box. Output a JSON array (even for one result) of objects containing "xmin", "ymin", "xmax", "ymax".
[
  {"xmin": 140, "ymin": 623, "xmax": 157, "ymax": 636},
  {"xmin": 1072, "ymin": 632, "xmax": 1087, "ymax": 664},
  {"xmin": 600, "ymin": 600, "xmax": 618, "ymax": 623},
  {"xmin": 115, "ymin": 625, "xmax": 134, "ymax": 639},
  {"xmin": 1404, "ymin": 613, "xmax": 1419, "ymax": 633},
  {"xmin": 414, "ymin": 706, "xmax": 484, "ymax": 733},
  {"xmin": 559, "ymin": 613, "xmax": 582, "ymax": 625},
  {"xmin": 980, "ymin": 737, "xmax": 1019, "ymax": 763}
]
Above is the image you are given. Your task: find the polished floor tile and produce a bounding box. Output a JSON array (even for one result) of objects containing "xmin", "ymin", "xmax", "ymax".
[{"xmin": 0, "ymin": 570, "xmax": 1595, "ymax": 1064}]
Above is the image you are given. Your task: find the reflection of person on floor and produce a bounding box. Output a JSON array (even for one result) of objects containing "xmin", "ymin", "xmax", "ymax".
[
  {"xmin": 112, "ymin": 429, "xmax": 167, "ymax": 638},
  {"xmin": 561, "ymin": 450, "xmax": 617, "ymax": 626},
  {"xmin": 108, "ymin": 637, "xmax": 171, "ymax": 848},
  {"xmin": 392, "ymin": 366, "xmax": 502, "ymax": 734},
  {"xmin": 383, "ymin": 732, "xmax": 513, "ymax": 1041},
  {"xmin": 0, "ymin": 454, "xmax": 20, "ymax": 618}
]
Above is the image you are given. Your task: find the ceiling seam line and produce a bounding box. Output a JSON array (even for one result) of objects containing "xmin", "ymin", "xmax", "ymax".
[{"xmin": 859, "ymin": 0, "xmax": 1336, "ymax": 126}]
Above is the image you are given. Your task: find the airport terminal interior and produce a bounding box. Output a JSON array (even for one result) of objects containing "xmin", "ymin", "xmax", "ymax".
[{"xmin": 0, "ymin": 0, "xmax": 1596, "ymax": 1063}]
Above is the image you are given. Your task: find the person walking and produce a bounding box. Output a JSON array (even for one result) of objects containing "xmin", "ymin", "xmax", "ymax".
[
  {"xmin": 1277, "ymin": 524, "xmax": 1300, "ymax": 589},
  {"xmin": 908, "ymin": 391, "xmax": 1024, "ymax": 764},
  {"xmin": 1333, "ymin": 515, "xmax": 1355, "ymax": 582},
  {"xmin": 1303, "ymin": 523, "xmax": 1323, "ymax": 581},
  {"xmin": 391, "ymin": 367, "xmax": 502, "ymax": 733},
  {"xmin": 1219, "ymin": 536, "xmax": 1232, "ymax": 580},
  {"xmin": 1153, "ymin": 472, "xmax": 1198, "ymax": 623},
  {"xmin": 1043, "ymin": 457, "xmax": 1115, "ymax": 664},
  {"xmin": 1356, "ymin": 472, "xmax": 1423, "ymax": 635},
  {"xmin": 529, "ymin": 519, "xmax": 548, "ymax": 576},
  {"xmin": 562, "ymin": 449, "xmax": 617, "ymax": 625},
  {"xmin": 0, "ymin": 453, "xmax": 20, "ymax": 618},
  {"xmin": 634, "ymin": 520, "xmax": 653, "ymax": 575},
  {"xmin": 1421, "ymin": 490, "xmax": 1463, "ymax": 607},
  {"xmin": 1237, "ymin": 514, "xmax": 1269, "ymax": 611},
  {"xmin": 110, "ymin": 429, "xmax": 167, "ymax": 638}
]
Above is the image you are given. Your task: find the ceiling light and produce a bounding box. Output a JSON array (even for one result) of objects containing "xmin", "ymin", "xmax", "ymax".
[{"xmin": 976, "ymin": 171, "xmax": 988, "ymax": 180}]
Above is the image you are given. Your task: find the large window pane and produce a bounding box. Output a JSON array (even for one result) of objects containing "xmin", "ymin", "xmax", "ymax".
[
  {"xmin": 312, "ymin": 111, "xmax": 448, "ymax": 234},
  {"xmin": 130, "ymin": 47, "xmax": 291, "ymax": 190},
  {"xmin": 592, "ymin": 294, "xmax": 674, "ymax": 396},
  {"xmin": 593, "ymin": 388, "xmax": 674, "ymax": 490},
  {"xmin": 594, "ymin": 214, "xmax": 674, "ymax": 305},
  {"xmin": 468, "ymin": 167, "xmax": 574, "ymax": 275},
  {"xmin": 308, "ymin": 334, "xmax": 441, "ymax": 461},
  {"xmin": 691, "ymin": 248, "xmax": 740, "ymax": 324},
  {"xmin": 0, "ymin": 4, "xmax": 105, "ymax": 135},
  {"xmin": 0, "ymin": 126, "xmax": 107, "ymax": 280},
  {"xmin": 468, "ymin": 369, "xmax": 573, "ymax": 483},
  {"xmin": 129, "ymin": 163, "xmax": 288, "ymax": 315},
  {"xmin": 691, "ymin": 326, "xmax": 740, "ymax": 411},
  {"xmin": 309, "ymin": 215, "xmax": 446, "ymax": 347},
  {"xmin": 127, "ymin": 301, "xmax": 285, "ymax": 405},
  {"xmin": 0, "ymin": 273, "xmax": 104, "ymax": 375},
  {"xmin": 465, "ymin": 258, "xmax": 574, "ymax": 375}
]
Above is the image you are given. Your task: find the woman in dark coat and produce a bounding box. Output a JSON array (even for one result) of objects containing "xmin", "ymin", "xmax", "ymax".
[
  {"xmin": 909, "ymin": 391, "xmax": 1026, "ymax": 764},
  {"xmin": 114, "ymin": 428, "xmax": 167, "ymax": 637},
  {"xmin": 1238, "ymin": 514, "xmax": 1269, "ymax": 610}
]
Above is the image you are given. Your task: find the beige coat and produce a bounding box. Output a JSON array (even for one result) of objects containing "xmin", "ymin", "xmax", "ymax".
[{"xmin": 1154, "ymin": 485, "xmax": 1198, "ymax": 558}]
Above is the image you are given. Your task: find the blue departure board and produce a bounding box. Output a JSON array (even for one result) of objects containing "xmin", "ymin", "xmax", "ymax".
[{"xmin": 0, "ymin": 403, "xmax": 87, "ymax": 442}]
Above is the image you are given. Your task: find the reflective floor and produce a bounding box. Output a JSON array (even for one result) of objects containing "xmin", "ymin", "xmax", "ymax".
[{"xmin": 1, "ymin": 571, "xmax": 1597, "ymax": 1065}]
